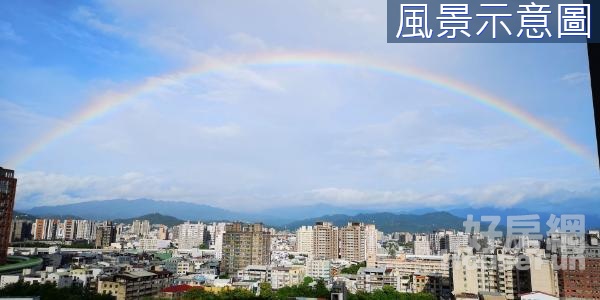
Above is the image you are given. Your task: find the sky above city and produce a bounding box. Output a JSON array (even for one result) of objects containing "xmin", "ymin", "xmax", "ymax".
[{"xmin": 1, "ymin": 0, "xmax": 599, "ymax": 212}]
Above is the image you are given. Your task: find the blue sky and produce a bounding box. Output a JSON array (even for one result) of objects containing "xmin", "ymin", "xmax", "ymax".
[{"xmin": 1, "ymin": 0, "xmax": 598, "ymax": 212}]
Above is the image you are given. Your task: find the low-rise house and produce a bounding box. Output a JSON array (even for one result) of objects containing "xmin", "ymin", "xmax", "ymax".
[
  {"xmin": 237, "ymin": 265, "xmax": 270, "ymax": 282},
  {"xmin": 159, "ymin": 284, "xmax": 202, "ymax": 299},
  {"xmin": 97, "ymin": 269, "xmax": 173, "ymax": 300},
  {"xmin": 356, "ymin": 267, "xmax": 397, "ymax": 293},
  {"xmin": 270, "ymin": 266, "xmax": 306, "ymax": 289}
]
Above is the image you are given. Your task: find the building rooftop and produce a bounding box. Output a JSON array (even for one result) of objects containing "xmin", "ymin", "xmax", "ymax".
[
  {"xmin": 357, "ymin": 267, "xmax": 386, "ymax": 274},
  {"xmin": 161, "ymin": 284, "xmax": 201, "ymax": 293}
]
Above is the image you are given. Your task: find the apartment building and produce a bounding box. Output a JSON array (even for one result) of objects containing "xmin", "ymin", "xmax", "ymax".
[
  {"xmin": 553, "ymin": 232, "xmax": 600, "ymax": 299},
  {"xmin": 270, "ymin": 266, "xmax": 306, "ymax": 289},
  {"xmin": 338, "ymin": 222, "xmax": 377, "ymax": 262},
  {"xmin": 157, "ymin": 225, "xmax": 168, "ymax": 240},
  {"xmin": 413, "ymin": 234, "xmax": 431, "ymax": 256},
  {"xmin": 451, "ymin": 248, "xmax": 537, "ymax": 300},
  {"xmin": 307, "ymin": 259, "xmax": 332, "ymax": 282},
  {"xmin": 132, "ymin": 220, "xmax": 150, "ymax": 238},
  {"xmin": 0, "ymin": 167, "xmax": 16, "ymax": 264},
  {"xmin": 95, "ymin": 222, "xmax": 116, "ymax": 248},
  {"xmin": 174, "ymin": 221, "xmax": 208, "ymax": 249},
  {"xmin": 97, "ymin": 270, "xmax": 173, "ymax": 300},
  {"xmin": 356, "ymin": 267, "xmax": 398, "ymax": 293},
  {"xmin": 236, "ymin": 265, "xmax": 271, "ymax": 282},
  {"xmin": 313, "ymin": 222, "xmax": 339, "ymax": 260},
  {"xmin": 296, "ymin": 226, "xmax": 313, "ymax": 255},
  {"xmin": 11, "ymin": 219, "xmax": 32, "ymax": 241},
  {"xmin": 220, "ymin": 222, "xmax": 271, "ymax": 275}
]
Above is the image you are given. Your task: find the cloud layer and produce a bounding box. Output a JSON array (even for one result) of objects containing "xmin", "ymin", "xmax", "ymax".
[{"xmin": 0, "ymin": 1, "xmax": 597, "ymax": 213}]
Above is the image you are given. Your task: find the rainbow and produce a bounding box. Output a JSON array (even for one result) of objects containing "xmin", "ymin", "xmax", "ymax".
[{"xmin": 5, "ymin": 51, "xmax": 597, "ymax": 167}]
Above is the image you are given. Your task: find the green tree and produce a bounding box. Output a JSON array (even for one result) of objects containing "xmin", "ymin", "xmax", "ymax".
[
  {"xmin": 302, "ymin": 276, "xmax": 314, "ymax": 286},
  {"xmin": 182, "ymin": 288, "xmax": 218, "ymax": 300},
  {"xmin": 0, "ymin": 281, "xmax": 114, "ymax": 300},
  {"xmin": 219, "ymin": 288, "xmax": 255, "ymax": 300},
  {"xmin": 386, "ymin": 242, "xmax": 399, "ymax": 258},
  {"xmin": 341, "ymin": 261, "xmax": 366, "ymax": 274},
  {"xmin": 314, "ymin": 279, "xmax": 329, "ymax": 298},
  {"xmin": 259, "ymin": 282, "xmax": 274, "ymax": 299}
]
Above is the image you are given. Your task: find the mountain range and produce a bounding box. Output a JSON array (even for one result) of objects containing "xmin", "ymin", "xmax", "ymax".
[
  {"xmin": 18, "ymin": 198, "xmax": 600, "ymax": 233},
  {"xmin": 282, "ymin": 211, "xmax": 465, "ymax": 232},
  {"xmin": 19, "ymin": 199, "xmax": 467, "ymax": 232},
  {"xmin": 20, "ymin": 199, "xmax": 378, "ymax": 226},
  {"xmin": 113, "ymin": 213, "xmax": 186, "ymax": 227},
  {"xmin": 23, "ymin": 198, "xmax": 249, "ymax": 222}
]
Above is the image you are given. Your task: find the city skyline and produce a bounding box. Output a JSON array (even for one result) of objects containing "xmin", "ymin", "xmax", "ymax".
[{"xmin": 1, "ymin": 1, "xmax": 599, "ymax": 213}]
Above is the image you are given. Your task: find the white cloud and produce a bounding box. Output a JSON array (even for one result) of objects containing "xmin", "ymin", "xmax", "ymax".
[
  {"xmin": 340, "ymin": 8, "xmax": 378, "ymax": 23},
  {"xmin": 293, "ymin": 178, "xmax": 600, "ymax": 210},
  {"xmin": 71, "ymin": 6, "xmax": 126, "ymax": 36},
  {"xmin": 0, "ymin": 21, "xmax": 23, "ymax": 43},
  {"xmin": 15, "ymin": 171, "xmax": 189, "ymax": 208},
  {"xmin": 561, "ymin": 72, "xmax": 590, "ymax": 84},
  {"xmin": 13, "ymin": 168, "xmax": 600, "ymax": 213},
  {"xmin": 337, "ymin": 110, "xmax": 534, "ymax": 158},
  {"xmin": 196, "ymin": 124, "xmax": 241, "ymax": 138},
  {"xmin": 4, "ymin": 0, "xmax": 596, "ymax": 214},
  {"xmin": 217, "ymin": 67, "xmax": 286, "ymax": 93},
  {"xmin": 229, "ymin": 32, "xmax": 268, "ymax": 50}
]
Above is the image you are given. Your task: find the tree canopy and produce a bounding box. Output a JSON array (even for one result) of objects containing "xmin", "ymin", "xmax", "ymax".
[
  {"xmin": 0, "ymin": 281, "xmax": 114, "ymax": 300},
  {"xmin": 341, "ymin": 261, "xmax": 367, "ymax": 274},
  {"xmin": 180, "ymin": 279, "xmax": 436, "ymax": 300}
]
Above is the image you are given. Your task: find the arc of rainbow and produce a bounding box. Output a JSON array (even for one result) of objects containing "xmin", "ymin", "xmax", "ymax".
[{"xmin": 5, "ymin": 51, "xmax": 597, "ymax": 167}]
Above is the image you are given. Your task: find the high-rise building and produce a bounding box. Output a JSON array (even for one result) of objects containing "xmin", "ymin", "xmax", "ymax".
[
  {"xmin": 132, "ymin": 220, "xmax": 141, "ymax": 236},
  {"xmin": 157, "ymin": 225, "xmax": 169, "ymax": 240},
  {"xmin": 338, "ymin": 222, "xmax": 377, "ymax": 262},
  {"xmin": 174, "ymin": 221, "xmax": 207, "ymax": 249},
  {"xmin": 11, "ymin": 219, "xmax": 32, "ymax": 242},
  {"xmin": 526, "ymin": 249, "xmax": 559, "ymax": 296},
  {"xmin": 45, "ymin": 219, "xmax": 60, "ymax": 240},
  {"xmin": 131, "ymin": 220, "xmax": 150, "ymax": 237},
  {"xmin": 212, "ymin": 222, "xmax": 227, "ymax": 260},
  {"xmin": 444, "ymin": 232, "xmax": 470, "ymax": 254},
  {"xmin": 33, "ymin": 219, "xmax": 60, "ymax": 240},
  {"xmin": 413, "ymin": 234, "xmax": 431, "ymax": 256},
  {"xmin": 75, "ymin": 220, "xmax": 95, "ymax": 241},
  {"xmin": 451, "ymin": 248, "xmax": 537, "ymax": 300},
  {"xmin": 296, "ymin": 226, "xmax": 313, "ymax": 255},
  {"xmin": 428, "ymin": 230, "xmax": 450, "ymax": 255},
  {"xmin": 63, "ymin": 219, "xmax": 76, "ymax": 241},
  {"xmin": 33, "ymin": 219, "xmax": 46, "ymax": 240},
  {"xmin": 115, "ymin": 223, "xmax": 124, "ymax": 241},
  {"xmin": 0, "ymin": 167, "xmax": 16, "ymax": 264},
  {"xmin": 364, "ymin": 224, "xmax": 378, "ymax": 262},
  {"xmin": 140, "ymin": 220, "xmax": 150, "ymax": 237},
  {"xmin": 553, "ymin": 231, "xmax": 600, "ymax": 299},
  {"xmin": 95, "ymin": 221, "xmax": 116, "ymax": 248},
  {"xmin": 313, "ymin": 222, "xmax": 339, "ymax": 260},
  {"xmin": 220, "ymin": 222, "xmax": 271, "ymax": 275}
]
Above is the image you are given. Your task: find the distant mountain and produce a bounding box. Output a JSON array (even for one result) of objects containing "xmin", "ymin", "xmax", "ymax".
[
  {"xmin": 24, "ymin": 199, "xmax": 597, "ymax": 234},
  {"xmin": 283, "ymin": 212, "xmax": 466, "ymax": 233},
  {"xmin": 13, "ymin": 211, "xmax": 37, "ymax": 221},
  {"xmin": 14, "ymin": 210, "xmax": 82, "ymax": 221},
  {"xmin": 448, "ymin": 206, "xmax": 600, "ymax": 232},
  {"xmin": 113, "ymin": 213, "xmax": 184, "ymax": 227},
  {"xmin": 260, "ymin": 203, "xmax": 380, "ymax": 220},
  {"xmin": 23, "ymin": 199, "xmax": 250, "ymax": 222}
]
